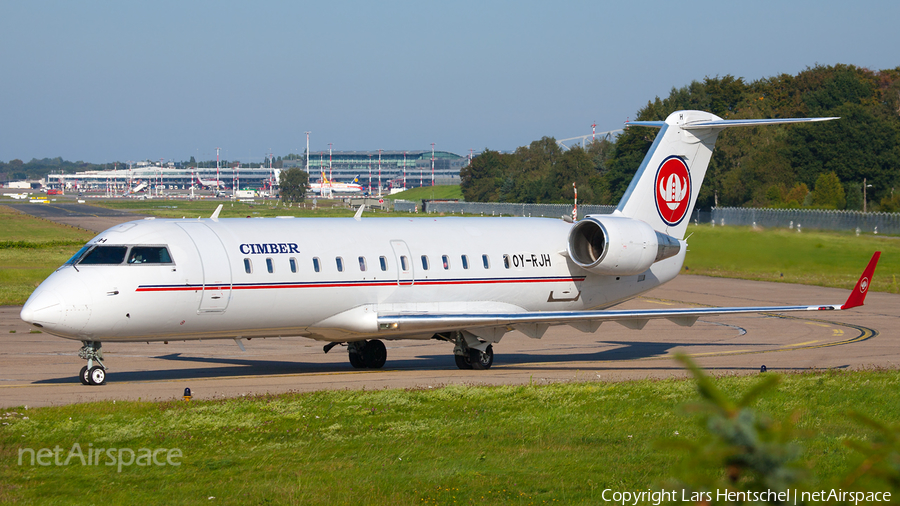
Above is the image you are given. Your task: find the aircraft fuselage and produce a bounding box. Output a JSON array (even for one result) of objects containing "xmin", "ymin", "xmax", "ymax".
[{"xmin": 21, "ymin": 216, "xmax": 684, "ymax": 344}]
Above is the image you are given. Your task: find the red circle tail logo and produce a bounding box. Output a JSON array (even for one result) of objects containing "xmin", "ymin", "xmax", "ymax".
[{"xmin": 655, "ymin": 157, "xmax": 691, "ymax": 226}]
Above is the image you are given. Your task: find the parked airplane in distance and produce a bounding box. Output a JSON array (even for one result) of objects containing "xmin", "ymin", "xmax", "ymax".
[
  {"xmin": 309, "ymin": 172, "xmax": 364, "ymax": 194},
  {"xmin": 195, "ymin": 176, "xmax": 226, "ymax": 189},
  {"xmin": 20, "ymin": 110, "xmax": 880, "ymax": 385}
]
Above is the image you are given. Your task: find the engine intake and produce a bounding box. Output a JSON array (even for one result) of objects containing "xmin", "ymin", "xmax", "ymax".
[{"xmin": 566, "ymin": 215, "xmax": 681, "ymax": 276}]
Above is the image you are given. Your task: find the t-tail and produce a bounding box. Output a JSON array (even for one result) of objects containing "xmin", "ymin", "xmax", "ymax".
[{"xmin": 614, "ymin": 110, "xmax": 838, "ymax": 240}]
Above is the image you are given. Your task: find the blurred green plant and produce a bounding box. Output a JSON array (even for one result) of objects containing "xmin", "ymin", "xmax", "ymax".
[
  {"xmin": 663, "ymin": 355, "xmax": 900, "ymax": 504},
  {"xmin": 661, "ymin": 354, "xmax": 807, "ymax": 499},
  {"xmin": 842, "ymin": 413, "xmax": 900, "ymax": 492}
]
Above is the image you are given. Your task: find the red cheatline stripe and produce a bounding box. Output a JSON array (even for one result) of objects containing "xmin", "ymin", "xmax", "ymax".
[{"xmin": 135, "ymin": 276, "xmax": 586, "ymax": 292}]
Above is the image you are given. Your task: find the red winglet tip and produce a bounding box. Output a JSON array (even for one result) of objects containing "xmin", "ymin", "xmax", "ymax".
[{"xmin": 841, "ymin": 251, "xmax": 881, "ymax": 310}]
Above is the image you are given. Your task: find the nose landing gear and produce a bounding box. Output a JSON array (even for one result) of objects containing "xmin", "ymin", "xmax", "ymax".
[{"xmin": 78, "ymin": 341, "xmax": 107, "ymax": 385}]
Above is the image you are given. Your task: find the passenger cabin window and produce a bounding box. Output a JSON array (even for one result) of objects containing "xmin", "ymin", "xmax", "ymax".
[
  {"xmin": 421, "ymin": 255, "xmax": 430, "ymax": 270},
  {"xmin": 461, "ymin": 255, "xmax": 469, "ymax": 270},
  {"xmin": 379, "ymin": 256, "xmax": 387, "ymax": 271},
  {"xmin": 482, "ymin": 254, "xmax": 490, "ymax": 269},
  {"xmin": 442, "ymin": 255, "xmax": 450, "ymax": 270},
  {"xmin": 503, "ymin": 254, "xmax": 511, "ymax": 269},
  {"xmin": 127, "ymin": 246, "xmax": 173, "ymax": 264},
  {"xmin": 244, "ymin": 258, "xmax": 252, "ymax": 274},
  {"xmin": 312, "ymin": 257, "xmax": 321, "ymax": 273},
  {"xmin": 266, "ymin": 258, "xmax": 274, "ymax": 273},
  {"xmin": 359, "ymin": 256, "xmax": 367, "ymax": 271},
  {"xmin": 400, "ymin": 256, "xmax": 409, "ymax": 272},
  {"xmin": 289, "ymin": 258, "xmax": 297, "ymax": 273},
  {"xmin": 79, "ymin": 246, "xmax": 128, "ymax": 265},
  {"xmin": 336, "ymin": 257, "xmax": 344, "ymax": 272}
]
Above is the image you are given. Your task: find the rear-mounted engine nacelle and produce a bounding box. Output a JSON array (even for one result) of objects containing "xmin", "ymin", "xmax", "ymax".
[{"xmin": 566, "ymin": 215, "xmax": 681, "ymax": 276}]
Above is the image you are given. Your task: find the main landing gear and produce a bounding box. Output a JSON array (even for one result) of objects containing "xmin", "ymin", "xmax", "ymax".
[
  {"xmin": 454, "ymin": 344, "xmax": 494, "ymax": 370},
  {"xmin": 435, "ymin": 331, "xmax": 495, "ymax": 370},
  {"xmin": 347, "ymin": 339, "xmax": 387, "ymax": 369},
  {"xmin": 78, "ymin": 341, "xmax": 107, "ymax": 385}
]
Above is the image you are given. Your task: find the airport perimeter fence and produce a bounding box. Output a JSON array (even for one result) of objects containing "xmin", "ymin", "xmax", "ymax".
[
  {"xmin": 709, "ymin": 207, "xmax": 900, "ymax": 235},
  {"xmin": 392, "ymin": 200, "xmax": 617, "ymax": 218}
]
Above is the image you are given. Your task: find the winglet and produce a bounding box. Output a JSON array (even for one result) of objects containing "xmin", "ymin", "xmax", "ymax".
[
  {"xmin": 210, "ymin": 204, "xmax": 223, "ymax": 220},
  {"xmin": 842, "ymin": 252, "xmax": 881, "ymax": 310},
  {"xmin": 353, "ymin": 205, "xmax": 365, "ymax": 221}
]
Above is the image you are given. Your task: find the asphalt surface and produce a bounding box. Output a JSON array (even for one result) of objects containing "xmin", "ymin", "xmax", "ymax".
[
  {"xmin": 6, "ymin": 200, "xmax": 148, "ymax": 232},
  {"xmin": 1, "ymin": 201, "xmax": 897, "ymax": 408}
]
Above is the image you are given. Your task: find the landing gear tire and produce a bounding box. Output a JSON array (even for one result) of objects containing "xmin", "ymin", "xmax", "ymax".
[
  {"xmin": 454, "ymin": 354, "xmax": 473, "ymax": 370},
  {"xmin": 78, "ymin": 341, "xmax": 107, "ymax": 386},
  {"xmin": 349, "ymin": 350, "xmax": 366, "ymax": 369},
  {"xmin": 362, "ymin": 340, "xmax": 387, "ymax": 369},
  {"xmin": 469, "ymin": 345, "xmax": 494, "ymax": 370},
  {"xmin": 88, "ymin": 366, "xmax": 106, "ymax": 385}
]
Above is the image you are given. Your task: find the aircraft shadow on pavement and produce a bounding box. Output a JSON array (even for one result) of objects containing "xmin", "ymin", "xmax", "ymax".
[
  {"xmin": 33, "ymin": 352, "xmax": 460, "ymax": 384},
  {"xmin": 33, "ymin": 340, "xmax": 835, "ymax": 384}
]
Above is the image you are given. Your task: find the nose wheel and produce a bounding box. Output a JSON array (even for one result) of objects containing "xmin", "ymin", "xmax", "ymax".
[{"xmin": 78, "ymin": 341, "xmax": 107, "ymax": 385}]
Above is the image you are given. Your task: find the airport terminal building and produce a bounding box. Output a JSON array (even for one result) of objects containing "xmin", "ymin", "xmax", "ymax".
[
  {"xmin": 287, "ymin": 149, "xmax": 467, "ymax": 190},
  {"xmin": 42, "ymin": 150, "xmax": 468, "ymax": 193}
]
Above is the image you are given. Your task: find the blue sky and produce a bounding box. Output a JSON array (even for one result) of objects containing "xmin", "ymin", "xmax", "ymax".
[{"xmin": 1, "ymin": 0, "xmax": 897, "ymax": 164}]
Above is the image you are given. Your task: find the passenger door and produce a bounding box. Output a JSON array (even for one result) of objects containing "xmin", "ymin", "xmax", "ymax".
[
  {"xmin": 177, "ymin": 222, "xmax": 232, "ymax": 312},
  {"xmin": 389, "ymin": 240, "xmax": 414, "ymax": 286}
]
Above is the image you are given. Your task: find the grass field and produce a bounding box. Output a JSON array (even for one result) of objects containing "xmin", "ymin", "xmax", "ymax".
[
  {"xmin": 386, "ymin": 185, "xmax": 463, "ymax": 201},
  {"xmin": 0, "ymin": 206, "xmax": 96, "ymax": 306},
  {"xmin": 2, "ymin": 370, "xmax": 898, "ymax": 504},
  {"xmin": 683, "ymin": 224, "xmax": 900, "ymax": 293}
]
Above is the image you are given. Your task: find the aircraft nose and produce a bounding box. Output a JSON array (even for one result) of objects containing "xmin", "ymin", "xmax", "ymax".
[
  {"xmin": 21, "ymin": 275, "xmax": 93, "ymax": 337},
  {"xmin": 20, "ymin": 289, "xmax": 62, "ymax": 328}
]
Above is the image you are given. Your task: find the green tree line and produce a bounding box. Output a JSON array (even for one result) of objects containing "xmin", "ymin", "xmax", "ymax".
[{"xmin": 462, "ymin": 64, "xmax": 900, "ymax": 212}]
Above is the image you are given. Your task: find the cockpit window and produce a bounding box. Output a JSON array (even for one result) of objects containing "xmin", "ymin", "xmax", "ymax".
[
  {"xmin": 128, "ymin": 246, "xmax": 173, "ymax": 264},
  {"xmin": 78, "ymin": 246, "xmax": 128, "ymax": 265},
  {"xmin": 65, "ymin": 245, "xmax": 93, "ymax": 265}
]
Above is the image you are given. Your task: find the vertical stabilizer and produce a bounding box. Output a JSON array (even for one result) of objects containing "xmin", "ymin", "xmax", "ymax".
[
  {"xmin": 616, "ymin": 111, "xmax": 722, "ymax": 240},
  {"xmin": 614, "ymin": 110, "xmax": 837, "ymax": 240}
]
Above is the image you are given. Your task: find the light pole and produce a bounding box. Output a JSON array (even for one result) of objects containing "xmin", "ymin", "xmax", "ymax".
[{"xmin": 864, "ymin": 177, "xmax": 873, "ymax": 213}]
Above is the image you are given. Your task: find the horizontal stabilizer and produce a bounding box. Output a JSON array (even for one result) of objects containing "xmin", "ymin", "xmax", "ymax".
[
  {"xmin": 617, "ymin": 111, "xmax": 838, "ymax": 240},
  {"xmin": 683, "ymin": 117, "xmax": 840, "ymax": 129},
  {"xmin": 627, "ymin": 117, "xmax": 839, "ymax": 130}
]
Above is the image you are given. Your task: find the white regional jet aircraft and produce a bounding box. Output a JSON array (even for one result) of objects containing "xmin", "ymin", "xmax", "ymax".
[
  {"xmin": 308, "ymin": 172, "xmax": 364, "ymax": 194},
  {"xmin": 20, "ymin": 110, "xmax": 881, "ymax": 385}
]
